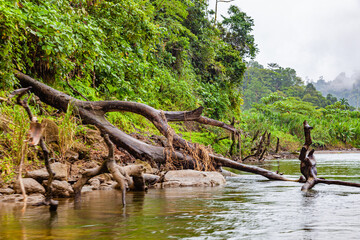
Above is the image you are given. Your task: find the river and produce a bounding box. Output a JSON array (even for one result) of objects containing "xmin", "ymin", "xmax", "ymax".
[{"xmin": 0, "ymin": 153, "xmax": 360, "ymax": 239}]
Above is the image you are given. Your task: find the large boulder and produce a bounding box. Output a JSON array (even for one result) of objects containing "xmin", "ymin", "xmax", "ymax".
[
  {"xmin": 44, "ymin": 180, "xmax": 74, "ymax": 198},
  {"xmin": 161, "ymin": 170, "xmax": 226, "ymax": 188},
  {"xmin": 25, "ymin": 162, "xmax": 68, "ymax": 181},
  {"xmin": 14, "ymin": 178, "xmax": 45, "ymax": 194}
]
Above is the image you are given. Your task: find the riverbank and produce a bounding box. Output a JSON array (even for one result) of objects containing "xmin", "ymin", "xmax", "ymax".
[{"xmin": 1, "ymin": 154, "xmax": 360, "ymax": 239}]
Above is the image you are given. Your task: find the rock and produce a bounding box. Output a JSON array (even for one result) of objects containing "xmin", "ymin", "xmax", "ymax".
[
  {"xmin": 64, "ymin": 150, "xmax": 79, "ymax": 162},
  {"xmin": 100, "ymin": 181, "xmax": 117, "ymax": 190},
  {"xmin": 44, "ymin": 180, "xmax": 74, "ymax": 198},
  {"xmin": 41, "ymin": 119, "xmax": 59, "ymax": 143},
  {"xmin": 0, "ymin": 193, "xmax": 45, "ymax": 203},
  {"xmin": 0, "ymin": 188, "xmax": 15, "ymax": 195},
  {"xmin": 25, "ymin": 162, "xmax": 68, "ymax": 181},
  {"xmin": 161, "ymin": 170, "xmax": 226, "ymax": 188},
  {"xmin": 14, "ymin": 178, "xmax": 45, "ymax": 194},
  {"xmin": 144, "ymin": 174, "xmax": 160, "ymax": 185},
  {"xmin": 26, "ymin": 193, "xmax": 45, "ymax": 203},
  {"xmin": 0, "ymin": 194, "xmax": 21, "ymax": 202},
  {"xmin": 81, "ymin": 185, "xmax": 93, "ymax": 193},
  {"xmin": 89, "ymin": 178, "xmax": 100, "ymax": 190}
]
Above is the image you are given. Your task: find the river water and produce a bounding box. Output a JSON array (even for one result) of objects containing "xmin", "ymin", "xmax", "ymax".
[{"xmin": 0, "ymin": 153, "xmax": 360, "ymax": 239}]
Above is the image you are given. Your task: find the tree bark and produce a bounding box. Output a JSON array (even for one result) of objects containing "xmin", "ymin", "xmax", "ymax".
[
  {"xmin": 73, "ymin": 134, "xmax": 145, "ymax": 205},
  {"xmin": 15, "ymin": 72, "xmax": 297, "ymax": 181},
  {"xmin": 299, "ymin": 120, "xmax": 360, "ymax": 191}
]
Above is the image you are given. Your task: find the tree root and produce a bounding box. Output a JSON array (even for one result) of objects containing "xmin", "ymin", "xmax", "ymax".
[
  {"xmin": 15, "ymin": 72, "xmax": 301, "ymax": 182},
  {"xmin": 73, "ymin": 134, "xmax": 145, "ymax": 206}
]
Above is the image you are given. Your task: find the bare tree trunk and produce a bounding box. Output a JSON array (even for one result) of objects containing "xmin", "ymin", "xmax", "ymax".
[
  {"xmin": 275, "ymin": 137, "xmax": 280, "ymax": 153},
  {"xmin": 299, "ymin": 121, "xmax": 360, "ymax": 191}
]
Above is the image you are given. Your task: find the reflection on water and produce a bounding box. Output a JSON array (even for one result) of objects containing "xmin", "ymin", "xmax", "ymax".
[{"xmin": 0, "ymin": 153, "xmax": 360, "ymax": 239}]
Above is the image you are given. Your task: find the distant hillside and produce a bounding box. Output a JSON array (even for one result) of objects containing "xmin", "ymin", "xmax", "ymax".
[
  {"xmin": 242, "ymin": 61, "xmax": 337, "ymax": 109},
  {"xmin": 313, "ymin": 72, "xmax": 360, "ymax": 108}
]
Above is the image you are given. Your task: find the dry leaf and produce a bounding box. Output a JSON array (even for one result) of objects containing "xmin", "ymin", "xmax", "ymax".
[{"xmin": 28, "ymin": 121, "xmax": 43, "ymax": 146}]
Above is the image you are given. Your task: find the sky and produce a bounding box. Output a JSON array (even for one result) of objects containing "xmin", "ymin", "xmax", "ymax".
[{"xmin": 208, "ymin": 0, "xmax": 360, "ymax": 82}]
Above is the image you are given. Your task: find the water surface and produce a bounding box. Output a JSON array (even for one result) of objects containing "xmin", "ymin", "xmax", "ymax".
[{"xmin": 0, "ymin": 153, "xmax": 360, "ymax": 239}]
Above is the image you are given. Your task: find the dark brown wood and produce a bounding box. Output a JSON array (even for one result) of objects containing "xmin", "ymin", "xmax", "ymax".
[
  {"xmin": 15, "ymin": 72, "xmax": 298, "ymax": 181},
  {"xmin": 299, "ymin": 120, "xmax": 360, "ymax": 191},
  {"xmin": 73, "ymin": 134, "xmax": 145, "ymax": 205},
  {"xmin": 275, "ymin": 137, "xmax": 280, "ymax": 153},
  {"xmin": 212, "ymin": 155, "xmax": 298, "ymax": 181}
]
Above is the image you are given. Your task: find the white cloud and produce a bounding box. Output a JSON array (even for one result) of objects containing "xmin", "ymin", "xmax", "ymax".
[{"xmin": 208, "ymin": 0, "xmax": 360, "ymax": 82}]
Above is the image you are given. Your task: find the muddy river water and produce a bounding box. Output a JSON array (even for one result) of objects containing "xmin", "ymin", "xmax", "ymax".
[{"xmin": 0, "ymin": 153, "xmax": 360, "ymax": 239}]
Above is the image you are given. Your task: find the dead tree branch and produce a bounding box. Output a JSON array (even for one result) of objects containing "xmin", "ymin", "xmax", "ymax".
[
  {"xmin": 10, "ymin": 87, "xmax": 58, "ymax": 211},
  {"xmin": 15, "ymin": 71, "xmax": 297, "ymax": 182},
  {"xmin": 299, "ymin": 120, "xmax": 360, "ymax": 191},
  {"xmin": 73, "ymin": 134, "xmax": 145, "ymax": 206}
]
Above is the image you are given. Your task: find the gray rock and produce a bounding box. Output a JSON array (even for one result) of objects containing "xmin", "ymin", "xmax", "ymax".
[
  {"xmin": 0, "ymin": 188, "xmax": 15, "ymax": 195},
  {"xmin": 44, "ymin": 180, "xmax": 73, "ymax": 198},
  {"xmin": 25, "ymin": 162, "xmax": 68, "ymax": 181},
  {"xmin": 161, "ymin": 170, "xmax": 226, "ymax": 188},
  {"xmin": 81, "ymin": 185, "xmax": 93, "ymax": 193},
  {"xmin": 89, "ymin": 178, "xmax": 100, "ymax": 190},
  {"xmin": 99, "ymin": 181, "xmax": 117, "ymax": 190},
  {"xmin": 26, "ymin": 193, "xmax": 45, "ymax": 203},
  {"xmin": 14, "ymin": 178, "xmax": 45, "ymax": 194}
]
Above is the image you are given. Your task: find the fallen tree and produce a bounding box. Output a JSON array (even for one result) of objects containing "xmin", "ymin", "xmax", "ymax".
[
  {"xmin": 299, "ymin": 121, "xmax": 360, "ymax": 191},
  {"xmin": 15, "ymin": 72, "xmax": 295, "ymax": 184},
  {"xmin": 13, "ymin": 72, "xmax": 360, "ymax": 205}
]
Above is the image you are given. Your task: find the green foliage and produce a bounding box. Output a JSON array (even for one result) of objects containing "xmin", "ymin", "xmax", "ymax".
[
  {"xmin": 243, "ymin": 61, "xmax": 334, "ymax": 110},
  {"xmin": 1, "ymin": 0, "xmax": 259, "ymax": 121},
  {"xmin": 221, "ymin": 5, "xmax": 258, "ymax": 59},
  {"xmin": 58, "ymin": 104, "xmax": 77, "ymax": 160},
  {"xmin": 0, "ymin": 94, "xmax": 39, "ymax": 182}
]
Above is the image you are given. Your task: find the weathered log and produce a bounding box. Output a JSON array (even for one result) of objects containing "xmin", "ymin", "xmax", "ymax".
[
  {"xmin": 299, "ymin": 120, "xmax": 360, "ymax": 191},
  {"xmin": 212, "ymin": 155, "xmax": 297, "ymax": 181},
  {"xmin": 15, "ymin": 72, "xmax": 296, "ymax": 181}
]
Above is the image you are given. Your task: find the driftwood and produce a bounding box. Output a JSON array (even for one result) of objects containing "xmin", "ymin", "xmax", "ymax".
[
  {"xmin": 15, "ymin": 72, "xmax": 297, "ymax": 182},
  {"xmin": 11, "ymin": 87, "xmax": 58, "ymax": 211},
  {"xmin": 73, "ymin": 134, "xmax": 145, "ymax": 205},
  {"xmin": 299, "ymin": 121, "xmax": 360, "ymax": 191}
]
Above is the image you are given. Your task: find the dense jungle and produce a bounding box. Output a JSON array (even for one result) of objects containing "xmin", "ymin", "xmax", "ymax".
[
  {"xmin": 1, "ymin": 0, "xmax": 359, "ymax": 183},
  {"xmin": 1, "ymin": 1, "xmax": 360, "ymax": 239}
]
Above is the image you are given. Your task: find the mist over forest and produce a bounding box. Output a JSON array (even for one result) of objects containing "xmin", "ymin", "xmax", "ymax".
[{"xmin": 313, "ymin": 71, "xmax": 360, "ymax": 107}]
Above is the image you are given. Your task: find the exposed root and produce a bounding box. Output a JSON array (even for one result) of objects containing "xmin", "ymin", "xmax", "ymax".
[{"xmin": 73, "ymin": 134, "xmax": 145, "ymax": 206}]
